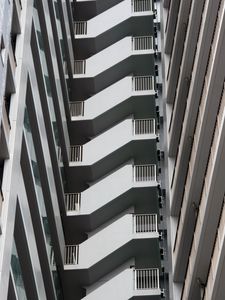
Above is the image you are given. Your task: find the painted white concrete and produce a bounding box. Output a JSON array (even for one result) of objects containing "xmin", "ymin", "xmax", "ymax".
[
  {"xmin": 67, "ymin": 162, "xmax": 157, "ymax": 216},
  {"xmin": 74, "ymin": 36, "xmax": 154, "ymax": 78},
  {"xmin": 71, "ymin": 76, "xmax": 154, "ymax": 121},
  {"xmin": 65, "ymin": 213, "xmax": 158, "ymax": 270},
  {"xmin": 70, "ymin": 116, "xmax": 155, "ymax": 166},
  {"xmin": 84, "ymin": 267, "xmax": 134, "ymax": 299},
  {"xmin": 75, "ymin": 0, "xmax": 153, "ymax": 39},
  {"xmin": 84, "ymin": 262, "xmax": 161, "ymax": 299},
  {"xmin": 67, "ymin": 160, "xmax": 158, "ymax": 216}
]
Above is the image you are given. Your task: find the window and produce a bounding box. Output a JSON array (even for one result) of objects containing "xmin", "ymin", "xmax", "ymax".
[{"xmin": 11, "ymin": 239, "xmax": 28, "ymax": 300}]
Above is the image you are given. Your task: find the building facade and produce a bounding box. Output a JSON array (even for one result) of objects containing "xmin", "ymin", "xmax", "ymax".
[
  {"xmin": 0, "ymin": 0, "xmax": 167, "ymax": 299},
  {"xmin": 162, "ymin": 0, "xmax": 225, "ymax": 299}
]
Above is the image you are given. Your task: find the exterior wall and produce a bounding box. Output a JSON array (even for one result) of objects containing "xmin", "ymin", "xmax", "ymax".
[
  {"xmin": 0, "ymin": 0, "xmax": 166, "ymax": 299},
  {"xmin": 163, "ymin": 0, "xmax": 225, "ymax": 299},
  {"xmin": 0, "ymin": 0, "xmax": 73, "ymax": 299}
]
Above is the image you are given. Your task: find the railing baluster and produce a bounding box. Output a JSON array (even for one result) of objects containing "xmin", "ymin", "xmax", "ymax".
[
  {"xmin": 65, "ymin": 193, "xmax": 81, "ymax": 211},
  {"xmin": 134, "ymin": 268, "xmax": 159, "ymax": 290},
  {"xmin": 134, "ymin": 164, "xmax": 156, "ymax": 181},
  {"xmin": 132, "ymin": 76, "xmax": 154, "ymax": 91},
  {"xmin": 132, "ymin": 0, "xmax": 152, "ymax": 12},
  {"xmin": 74, "ymin": 21, "xmax": 87, "ymax": 35},
  {"xmin": 74, "ymin": 60, "xmax": 86, "ymax": 74},
  {"xmin": 132, "ymin": 36, "xmax": 153, "ymax": 50},
  {"xmin": 133, "ymin": 118, "xmax": 155, "ymax": 134},
  {"xmin": 70, "ymin": 145, "xmax": 83, "ymax": 162},
  {"xmin": 65, "ymin": 245, "xmax": 79, "ymax": 265},
  {"xmin": 134, "ymin": 214, "xmax": 157, "ymax": 233},
  {"xmin": 69, "ymin": 101, "xmax": 84, "ymax": 117}
]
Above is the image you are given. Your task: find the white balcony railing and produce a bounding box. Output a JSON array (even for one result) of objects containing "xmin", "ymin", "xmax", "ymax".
[
  {"xmin": 133, "ymin": 119, "xmax": 155, "ymax": 135},
  {"xmin": 69, "ymin": 101, "xmax": 84, "ymax": 117},
  {"xmin": 74, "ymin": 60, "xmax": 86, "ymax": 74},
  {"xmin": 132, "ymin": 36, "xmax": 154, "ymax": 51},
  {"xmin": 70, "ymin": 145, "xmax": 83, "ymax": 162},
  {"xmin": 65, "ymin": 193, "xmax": 81, "ymax": 211},
  {"xmin": 134, "ymin": 214, "xmax": 157, "ymax": 233},
  {"xmin": 132, "ymin": 0, "xmax": 152, "ymax": 12},
  {"xmin": 74, "ymin": 21, "xmax": 87, "ymax": 35},
  {"xmin": 64, "ymin": 245, "xmax": 79, "ymax": 265},
  {"xmin": 134, "ymin": 164, "xmax": 156, "ymax": 182},
  {"xmin": 132, "ymin": 76, "xmax": 154, "ymax": 91},
  {"xmin": 134, "ymin": 268, "xmax": 160, "ymax": 290}
]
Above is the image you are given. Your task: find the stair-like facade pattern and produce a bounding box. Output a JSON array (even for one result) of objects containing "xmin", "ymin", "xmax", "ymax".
[
  {"xmin": 65, "ymin": 162, "xmax": 158, "ymax": 216},
  {"xmin": 84, "ymin": 265, "xmax": 161, "ymax": 299},
  {"xmin": 74, "ymin": 0, "xmax": 154, "ymax": 38},
  {"xmin": 63, "ymin": 1, "xmax": 162, "ymax": 299}
]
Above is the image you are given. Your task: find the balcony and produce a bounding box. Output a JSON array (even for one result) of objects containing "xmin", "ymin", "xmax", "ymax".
[
  {"xmin": 69, "ymin": 117, "xmax": 156, "ymax": 164},
  {"xmin": 69, "ymin": 118, "xmax": 156, "ymax": 162},
  {"xmin": 74, "ymin": 0, "xmax": 153, "ymax": 35},
  {"xmin": 64, "ymin": 162, "xmax": 158, "ymax": 231},
  {"xmin": 73, "ymin": 36, "xmax": 154, "ymax": 75},
  {"xmin": 76, "ymin": 264, "xmax": 161, "ymax": 299},
  {"xmin": 73, "ymin": 0, "xmax": 154, "ymax": 57},
  {"xmin": 65, "ymin": 214, "xmax": 158, "ymax": 265},
  {"xmin": 69, "ymin": 75, "xmax": 155, "ymax": 138},
  {"xmin": 70, "ymin": 36, "xmax": 155, "ymax": 98},
  {"xmin": 67, "ymin": 117, "xmax": 157, "ymax": 183},
  {"xmin": 63, "ymin": 213, "xmax": 159, "ymax": 290},
  {"xmin": 73, "ymin": 36, "xmax": 154, "ymax": 77}
]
